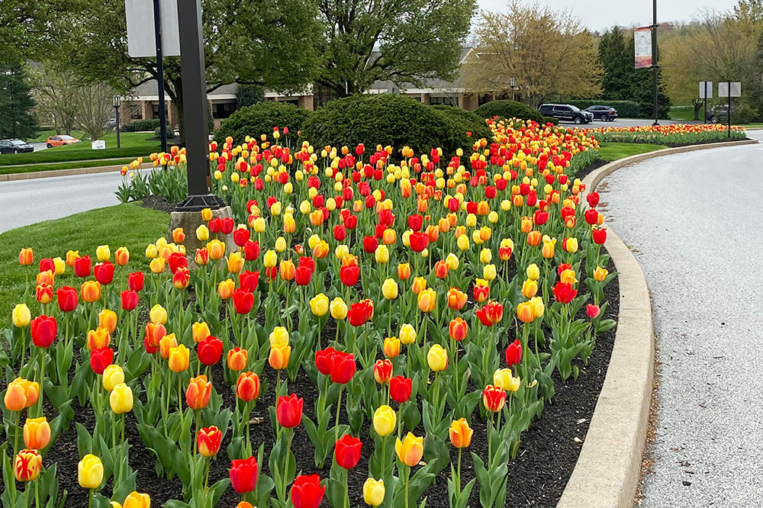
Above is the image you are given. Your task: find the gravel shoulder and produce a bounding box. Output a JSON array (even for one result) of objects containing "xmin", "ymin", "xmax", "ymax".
[{"xmin": 598, "ymin": 132, "xmax": 763, "ymax": 506}]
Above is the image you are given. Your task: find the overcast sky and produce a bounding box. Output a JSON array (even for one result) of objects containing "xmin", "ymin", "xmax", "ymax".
[{"xmin": 475, "ymin": 0, "xmax": 741, "ymax": 32}]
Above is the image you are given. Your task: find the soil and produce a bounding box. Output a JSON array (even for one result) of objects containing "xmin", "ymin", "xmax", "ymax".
[
  {"xmin": 573, "ymin": 158, "xmax": 609, "ymax": 183},
  {"xmin": 12, "ymin": 255, "xmax": 618, "ymax": 508},
  {"xmin": 140, "ymin": 195, "xmax": 178, "ymax": 215}
]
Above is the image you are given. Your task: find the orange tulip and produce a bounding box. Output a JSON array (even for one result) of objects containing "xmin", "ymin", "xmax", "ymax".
[
  {"xmin": 236, "ymin": 371, "xmax": 261, "ymax": 402},
  {"xmin": 86, "ymin": 327, "xmax": 111, "ymax": 350},
  {"xmin": 186, "ymin": 375, "xmax": 212, "ymax": 410},
  {"xmin": 227, "ymin": 347, "xmax": 248, "ymax": 371},
  {"xmin": 81, "ymin": 281, "xmax": 102, "ymax": 303},
  {"xmin": 447, "ymin": 288, "xmax": 467, "ymax": 311},
  {"xmin": 18, "ymin": 248, "xmax": 34, "ymax": 266},
  {"xmin": 23, "ymin": 417, "xmax": 51, "ymax": 449}
]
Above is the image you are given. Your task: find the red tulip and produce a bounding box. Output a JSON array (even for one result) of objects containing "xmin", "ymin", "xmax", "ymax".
[
  {"xmin": 197, "ymin": 426, "xmax": 222, "ymax": 457},
  {"xmin": 584, "ymin": 209, "xmax": 599, "ymax": 225},
  {"xmin": 482, "ymin": 385, "xmax": 506, "ymax": 412},
  {"xmin": 57, "ymin": 286, "xmax": 78, "ymax": 312},
  {"xmin": 236, "ymin": 371, "xmax": 261, "ymax": 402},
  {"xmin": 244, "ymin": 240, "xmax": 260, "ymax": 261},
  {"xmin": 233, "ymin": 228, "xmax": 250, "ymax": 247},
  {"xmin": 167, "ymin": 252, "xmax": 186, "ymax": 274},
  {"xmin": 476, "ymin": 301, "xmax": 503, "ymax": 327},
  {"xmin": 128, "ymin": 272, "xmax": 145, "ymax": 291},
  {"xmin": 373, "ymin": 359, "xmax": 393, "ymax": 384},
  {"xmin": 586, "ymin": 304, "xmax": 601, "ymax": 319},
  {"xmin": 295, "ymin": 265, "xmax": 313, "ymax": 286},
  {"xmin": 344, "ymin": 214, "xmax": 357, "ymax": 230},
  {"xmin": 232, "ymin": 289, "xmax": 254, "ymax": 314},
  {"xmin": 31, "ymin": 316, "xmax": 57, "ymax": 348},
  {"xmin": 347, "ymin": 302, "xmax": 367, "ymax": 327},
  {"xmin": 409, "ymin": 232, "xmax": 428, "ymax": 253},
  {"xmin": 339, "ymin": 265, "xmax": 359, "ymax": 287},
  {"xmin": 74, "ymin": 256, "xmax": 91, "ymax": 278},
  {"xmin": 93, "ymin": 262, "xmax": 114, "ymax": 285},
  {"xmin": 290, "ymin": 474, "xmax": 325, "ymax": 508},
  {"xmin": 121, "ymin": 290, "xmax": 139, "ymax": 311},
  {"xmin": 363, "ymin": 236, "xmax": 378, "ymax": 254},
  {"xmin": 197, "ymin": 336, "xmax": 223, "ymax": 366},
  {"xmin": 90, "ymin": 347, "xmax": 113, "ymax": 375},
  {"xmin": 220, "ymin": 218, "xmax": 235, "ymax": 235},
  {"xmin": 239, "ymin": 271, "xmax": 260, "ymax": 293},
  {"xmin": 209, "ymin": 218, "xmax": 221, "ymax": 233},
  {"xmin": 505, "ymin": 339, "xmax": 522, "ymax": 366},
  {"xmin": 533, "ymin": 211, "xmax": 549, "ymax": 226},
  {"xmin": 39, "ymin": 259, "xmax": 55, "ymax": 273},
  {"xmin": 330, "ymin": 352, "xmax": 355, "ymax": 384},
  {"xmin": 314, "ymin": 347, "xmax": 335, "ymax": 376},
  {"xmin": 408, "ymin": 214, "xmax": 423, "ymax": 232},
  {"xmin": 230, "ymin": 456, "xmax": 258, "ymax": 494},
  {"xmin": 276, "ymin": 394, "xmax": 303, "ymax": 428},
  {"xmin": 587, "ymin": 192, "xmax": 600, "ymax": 208},
  {"xmin": 552, "ymin": 282, "xmax": 577, "ymax": 304},
  {"xmin": 333, "ymin": 225, "xmax": 346, "ymax": 241},
  {"xmin": 390, "ymin": 376, "xmax": 412, "ymax": 403},
  {"xmin": 592, "ymin": 227, "xmax": 607, "ymax": 245},
  {"xmin": 334, "ymin": 435, "xmax": 362, "ymax": 469}
]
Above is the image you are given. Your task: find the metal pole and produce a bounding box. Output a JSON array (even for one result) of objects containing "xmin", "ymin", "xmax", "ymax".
[
  {"xmin": 728, "ymin": 80, "xmax": 731, "ymax": 139},
  {"xmin": 652, "ymin": 0, "xmax": 659, "ymax": 125},
  {"xmin": 703, "ymin": 82, "xmax": 707, "ymax": 125},
  {"xmin": 153, "ymin": 0, "xmax": 168, "ymax": 153},
  {"xmin": 174, "ymin": 0, "xmax": 226, "ymax": 210},
  {"xmin": 115, "ymin": 107, "xmax": 121, "ymax": 148}
]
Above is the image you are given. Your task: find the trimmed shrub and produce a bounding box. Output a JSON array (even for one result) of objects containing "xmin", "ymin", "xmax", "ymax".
[
  {"xmin": 120, "ymin": 124, "xmax": 136, "ymax": 133},
  {"xmin": 474, "ymin": 100, "xmax": 544, "ymax": 124},
  {"xmin": 303, "ymin": 94, "xmax": 467, "ymax": 155},
  {"xmin": 566, "ymin": 100, "xmax": 641, "ymax": 118},
  {"xmin": 154, "ymin": 127, "xmax": 178, "ymax": 139},
  {"xmin": 131, "ymin": 119, "xmax": 169, "ymax": 131},
  {"xmin": 431, "ymin": 105, "xmax": 493, "ymax": 148},
  {"xmin": 543, "ymin": 116, "xmax": 559, "ymax": 125},
  {"xmin": 215, "ymin": 101, "xmax": 311, "ymax": 143}
]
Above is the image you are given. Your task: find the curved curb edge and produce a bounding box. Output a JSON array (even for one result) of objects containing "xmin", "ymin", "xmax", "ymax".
[
  {"xmin": 557, "ymin": 137, "xmax": 758, "ymax": 508},
  {"xmin": 0, "ymin": 163, "xmax": 147, "ymax": 182}
]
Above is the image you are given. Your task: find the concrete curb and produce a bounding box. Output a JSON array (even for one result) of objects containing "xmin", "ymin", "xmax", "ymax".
[
  {"xmin": 0, "ymin": 163, "xmax": 148, "ymax": 182},
  {"xmin": 557, "ymin": 137, "xmax": 758, "ymax": 508}
]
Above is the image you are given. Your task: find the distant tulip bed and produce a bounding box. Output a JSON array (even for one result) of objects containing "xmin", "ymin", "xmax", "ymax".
[
  {"xmin": 579, "ymin": 122, "xmax": 746, "ymax": 145},
  {"xmin": 4, "ymin": 119, "xmax": 618, "ymax": 508}
]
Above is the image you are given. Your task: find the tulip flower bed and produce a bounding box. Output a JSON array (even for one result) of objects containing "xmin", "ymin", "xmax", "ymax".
[
  {"xmin": 580, "ymin": 123, "xmax": 746, "ymax": 146},
  {"xmin": 3, "ymin": 118, "xmax": 619, "ymax": 508}
]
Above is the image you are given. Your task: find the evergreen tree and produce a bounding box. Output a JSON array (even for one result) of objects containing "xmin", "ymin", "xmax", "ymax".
[
  {"xmin": 0, "ymin": 60, "xmax": 37, "ymax": 139},
  {"xmin": 236, "ymin": 85, "xmax": 265, "ymax": 109},
  {"xmin": 599, "ymin": 26, "xmax": 633, "ymax": 100},
  {"xmin": 627, "ymin": 36, "xmax": 671, "ymax": 118}
]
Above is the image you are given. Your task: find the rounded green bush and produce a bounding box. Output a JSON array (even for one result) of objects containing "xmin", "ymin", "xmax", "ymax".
[
  {"xmin": 474, "ymin": 100, "xmax": 544, "ymax": 124},
  {"xmin": 215, "ymin": 101, "xmax": 312, "ymax": 143},
  {"xmin": 430, "ymin": 105, "xmax": 493, "ymax": 148},
  {"xmin": 302, "ymin": 94, "xmax": 474, "ymax": 156},
  {"xmin": 542, "ymin": 116, "xmax": 560, "ymax": 125}
]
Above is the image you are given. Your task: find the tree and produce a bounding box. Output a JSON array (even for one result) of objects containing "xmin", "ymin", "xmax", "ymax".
[
  {"xmin": 49, "ymin": 0, "xmax": 321, "ymax": 142},
  {"xmin": 598, "ymin": 27, "xmax": 633, "ymax": 100},
  {"xmin": 0, "ymin": 0, "xmax": 53, "ymax": 62},
  {"xmin": 315, "ymin": 0, "xmax": 476, "ymax": 96},
  {"xmin": 72, "ymin": 82, "xmax": 115, "ymax": 141},
  {"xmin": 0, "ymin": 60, "xmax": 38, "ymax": 139},
  {"xmin": 236, "ymin": 85, "xmax": 265, "ymax": 109},
  {"xmin": 28, "ymin": 61, "xmax": 80, "ymax": 135},
  {"xmin": 464, "ymin": 1, "xmax": 602, "ymax": 107},
  {"xmin": 627, "ymin": 36, "xmax": 671, "ymax": 118}
]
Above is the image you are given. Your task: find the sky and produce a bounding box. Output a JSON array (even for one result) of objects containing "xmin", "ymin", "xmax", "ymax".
[{"xmin": 475, "ymin": 0, "xmax": 741, "ymax": 32}]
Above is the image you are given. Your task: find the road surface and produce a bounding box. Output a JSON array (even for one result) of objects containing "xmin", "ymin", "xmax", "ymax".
[
  {"xmin": 0, "ymin": 170, "xmax": 133, "ymax": 234},
  {"xmin": 598, "ymin": 131, "xmax": 763, "ymax": 505}
]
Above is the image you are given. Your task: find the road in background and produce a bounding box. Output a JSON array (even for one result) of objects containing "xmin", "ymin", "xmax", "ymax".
[{"xmin": 599, "ymin": 131, "xmax": 763, "ymax": 505}]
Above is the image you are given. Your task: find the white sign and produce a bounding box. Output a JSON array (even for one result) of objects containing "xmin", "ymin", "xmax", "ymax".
[
  {"xmin": 699, "ymin": 81, "xmax": 713, "ymax": 99},
  {"xmin": 91, "ymin": 140, "xmax": 106, "ymax": 150},
  {"xmin": 125, "ymin": 0, "xmax": 180, "ymax": 58},
  {"xmin": 634, "ymin": 27, "xmax": 652, "ymax": 69},
  {"xmin": 718, "ymin": 82, "xmax": 742, "ymax": 98}
]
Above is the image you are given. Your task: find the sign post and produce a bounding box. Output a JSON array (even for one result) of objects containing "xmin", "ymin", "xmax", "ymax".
[
  {"xmin": 718, "ymin": 81, "xmax": 741, "ymax": 139},
  {"xmin": 699, "ymin": 81, "xmax": 712, "ymax": 124}
]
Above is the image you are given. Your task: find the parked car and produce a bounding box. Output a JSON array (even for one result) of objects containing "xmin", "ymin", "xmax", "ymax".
[
  {"xmin": 585, "ymin": 105, "xmax": 618, "ymax": 121},
  {"xmin": 0, "ymin": 139, "xmax": 34, "ymax": 154},
  {"xmin": 539, "ymin": 104, "xmax": 593, "ymax": 125},
  {"xmin": 46, "ymin": 135, "xmax": 81, "ymax": 148}
]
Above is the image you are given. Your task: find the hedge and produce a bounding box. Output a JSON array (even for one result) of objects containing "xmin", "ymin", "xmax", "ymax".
[
  {"xmin": 543, "ymin": 116, "xmax": 559, "ymax": 125},
  {"xmin": 474, "ymin": 100, "xmax": 545, "ymax": 124},
  {"xmin": 131, "ymin": 119, "xmax": 170, "ymax": 132},
  {"xmin": 566, "ymin": 100, "xmax": 641, "ymax": 118},
  {"xmin": 430, "ymin": 105, "xmax": 493, "ymax": 149},
  {"xmin": 215, "ymin": 101, "xmax": 312, "ymax": 143},
  {"xmin": 302, "ymin": 94, "xmax": 471, "ymax": 156}
]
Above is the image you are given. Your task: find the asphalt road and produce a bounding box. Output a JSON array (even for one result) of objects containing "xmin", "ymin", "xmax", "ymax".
[
  {"xmin": 598, "ymin": 131, "xmax": 763, "ymax": 506},
  {"xmin": 0, "ymin": 170, "xmax": 132, "ymax": 234}
]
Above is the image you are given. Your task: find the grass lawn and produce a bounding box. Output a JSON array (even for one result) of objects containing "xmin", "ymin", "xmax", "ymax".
[
  {"xmin": 0, "ymin": 132, "xmax": 162, "ymax": 167},
  {"xmin": 0, "ymin": 202, "xmax": 169, "ymax": 329},
  {"xmin": 598, "ymin": 142, "xmax": 668, "ymax": 161},
  {"xmin": 0, "ymin": 159, "xmax": 135, "ymax": 176},
  {"xmin": 669, "ymin": 106, "xmax": 699, "ymax": 122}
]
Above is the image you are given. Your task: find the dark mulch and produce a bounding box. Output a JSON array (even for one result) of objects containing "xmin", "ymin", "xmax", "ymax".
[
  {"xmin": 573, "ymin": 158, "xmax": 609, "ymax": 183},
  {"xmin": 27, "ymin": 254, "xmax": 618, "ymax": 508},
  {"xmin": 140, "ymin": 195, "xmax": 178, "ymax": 214}
]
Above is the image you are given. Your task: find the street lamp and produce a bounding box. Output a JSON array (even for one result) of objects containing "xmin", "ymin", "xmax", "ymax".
[
  {"xmin": 112, "ymin": 95, "xmax": 122, "ymax": 149},
  {"xmin": 510, "ymin": 78, "xmax": 516, "ymax": 101}
]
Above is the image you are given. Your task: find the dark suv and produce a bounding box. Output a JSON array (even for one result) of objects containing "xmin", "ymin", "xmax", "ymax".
[
  {"xmin": 539, "ymin": 104, "xmax": 592, "ymax": 125},
  {"xmin": 0, "ymin": 139, "xmax": 34, "ymax": 154},
  {"xmin": 585, "ymin": 105, "xmax": 618, "ymax": 121}
]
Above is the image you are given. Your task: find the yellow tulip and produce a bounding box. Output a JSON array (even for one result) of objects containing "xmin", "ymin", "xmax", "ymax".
[
  {"xmin": 102, "ymin": 364, "xmax": 125, "ymax": 391},
  {"xmin": 149, "ymin": 304, "xmax": 167, "ymax": 325},
  {"xmin": 383, "ymin": 337, "xmax": 400, "ymax": 358},
  {"xmin": 457, "ymin": 235, "xmax": 470, "ymax": 251},
  {"xmin": 417, "ymin": 288, "xmax": 436, "ymax": 313},
  {"xmin": 53, "ymin": 257, "xmax": 66, "ymax": 275},
  {"xmin": 123, "ymin": 492, "xmax": 151, "ymax": 508},
  {"xmin": 149, "ymin": 257, "xmax": 165, "ymax": 274},
  {"xmin": 263, "ymin": 250, "xmax": 278, "ymax": 268},
  {"xmin": 330, "ymin": 298, "xmax": 348, "ymax": 320},
  {"xmin": 207, "ymin": 240, "xmax": 226, "ymax": 260},
  {"xmin": 227, "ymin": 252, "xmax": 245, "ymax": 273},
  {"xmin": 373, "ymin": 405, "xmax": 396, "ymax": 437},
  {"xmin": 480, "ymin": 248, "xmax": 492, "ymax": 264},
  {"xmin": 363, "ymin": 478, "xmax": 385, "ymax": 507},
  {"xmin": 96, "ymin": 245, "xmax": 111, "ymax": 262},
  {"xmin": 192, "ymin": 322, "xmax": 211, "ymax": 343},
  {"xmin": 78, "ymin": 454, "xmax": 104, "ymax": 489},
  {"xmin": 196, "ymin": 225, "xmax": 209, "ymax": 242},
  {"xmin": 522, "ymin": 279, "xmax": 538, "ymax": 298},
  {"xmin": 593, "ymin": 266, "xmax": 608, "ymax": 282},
  {"xmin": 269, "ymin": 326, "xmax": 290, "ymax": 348},
  {"xmin": 482, "ymin": 264, "xmax": 496, "ymax": 281},
  {"xmin": 530, "ymin": 296, "xmax": 545, "ymax": 318},
  {"xmin": 395, "ymin": 433, "xmax": 424, "ymax": 467},
  {"xmin": 400, "ymin": 324, "xmax": 417, "ymax": 345},
  {"xmin": 110, "ymin": 383, "xmax": 134, "ymax": 414},
  {"xmin": 269, "ymin": 345, "xmax": 291, "ymax": 370},
  {"xmin": 445, "ymin": 253, "xmax": 459, "ymax": 271},
  {"xmin": 560, "ymin": 269, "xmax": 577, "ymax": 285},
  {"xmin": 526, "ymin": 263, "xmax": 540, "ymax": 280},
  {"xmin": 382, "ymin": 279, "xmax": 398, "ymax": 300},
  {"xmin": 310, "ymin": 294, "xmax": 329, "ymax": 316},
  {"xmin": 375, "ymin": 245, "xmax": 389, "ymax": 264},
  {"xmin": 494, "ymin": 368, "xmax": 521, "ymax": 392},
  {"xmin": 168, "ymin": 345, "xmax": 190, "ymax": 372},
  {"xmin": 99, "ymin": 309, "xmax": 118, "ymax": 334},
  {"xmin": 12, "ymin": 304, "xmax": 31, "ymax": 327},
  {"xmin": 427, "ymin": 344, "xmax": 448, "ymax": 372}
]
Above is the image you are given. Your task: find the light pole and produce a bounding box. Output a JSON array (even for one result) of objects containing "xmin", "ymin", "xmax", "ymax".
[
  {"xmin": 112, "ymin": 95, "xmax": 121, "ymax": 149},
  {"xmin": 510, "ymin": 78, "xmax": 516, "ymax": 101},
  {"xmin": 651, "ymin": 0, "xmax": 659, "ymax": 125}
]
